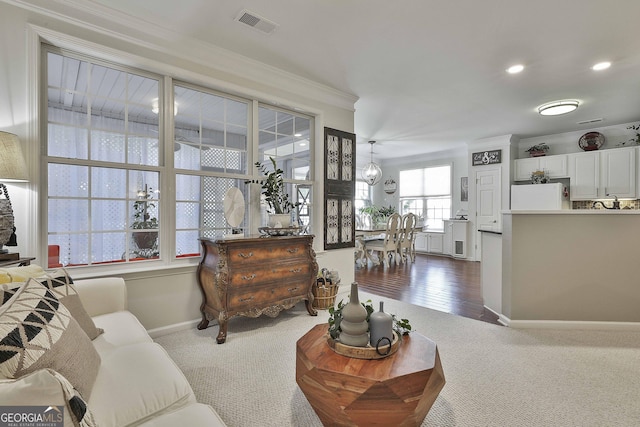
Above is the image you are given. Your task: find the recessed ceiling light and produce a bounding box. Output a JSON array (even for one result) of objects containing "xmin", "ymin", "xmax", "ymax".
[
  {"xmin": 506, "ymin": 64, "xmax": 524, "ymax": 74},
  {"xmin": 538, "ymin": 100, "xmax": 579, "ymax": 116},
  {"xmin": 294, "ymin": 133, "xmax": 302, "ymax": 137},
  {"xmin": 592, "ymin": 61, "xmax": 611, "ymax": 71}
]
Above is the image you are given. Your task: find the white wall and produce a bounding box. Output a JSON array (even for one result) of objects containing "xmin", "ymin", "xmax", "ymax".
[{"xmin": 0, "ymin": 2, "xmax": 357, "ymax": 331}]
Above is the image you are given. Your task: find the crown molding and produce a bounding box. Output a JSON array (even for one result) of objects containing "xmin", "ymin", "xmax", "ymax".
[{"xmin": 5, "ymin": 0, "xmax": 358, "ymax": 111}]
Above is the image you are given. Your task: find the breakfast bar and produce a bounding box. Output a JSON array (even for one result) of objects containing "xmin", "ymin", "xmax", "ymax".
[{"xmin": 500, "ymin": 210, "xmax": 640, "ymax": 327}]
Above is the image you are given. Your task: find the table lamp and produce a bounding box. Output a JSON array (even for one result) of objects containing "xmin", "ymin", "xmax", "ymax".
[{"xmin": 0, "ymin": 132, "xmax": 29, "ymax": 253}]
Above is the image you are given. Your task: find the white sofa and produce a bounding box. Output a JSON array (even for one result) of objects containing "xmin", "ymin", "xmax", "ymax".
[{"xmin": 0, "ymin": 274, "xmax": 226, "ymax": 427}]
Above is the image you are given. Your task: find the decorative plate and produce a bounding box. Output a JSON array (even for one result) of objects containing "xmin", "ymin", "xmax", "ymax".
[
  {"xmin": 578, "ymin": 132, "xmax": 605, "ymax": 151},
  {"xmin": 258, "ymin": 226, "xmax": 301, "ymax": 237}
]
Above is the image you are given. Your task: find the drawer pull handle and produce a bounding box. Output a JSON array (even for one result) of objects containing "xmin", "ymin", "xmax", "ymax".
[
  {"xmin": 289, "ymin": 268, "xmax": 302, "ymax": 273},
  {"xmin": 287, "ymin": 248, "xmax": 299, "ymax": 254},
  {"xmin": 241, "ymin": 274, "xmax": 256, "ymax": 281},
  {"xmin": 239, "ymin": 296, "xmax": 254, "ymax": 302},
  {"xmin": 287, "ymin": 287, "xmax": 299, "ymax": 293},
  {"xmin": 238, "ymin": 252, "xmax": 253, "ymax": 258}
]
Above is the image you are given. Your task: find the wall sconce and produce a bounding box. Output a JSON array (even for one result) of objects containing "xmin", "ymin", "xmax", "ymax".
[{"xmin": 0, "ymin": 132, "xmax": 29, "ymax": 254}]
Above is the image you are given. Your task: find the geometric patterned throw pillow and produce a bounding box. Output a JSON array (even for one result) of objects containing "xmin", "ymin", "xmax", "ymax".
[
  {"xmin": 0, "ymin": 279, "xmax": 101, "ymax": 399},
  {"xmin": 33, "ymin": 269, "xmax": 104, "ymax": 340}
]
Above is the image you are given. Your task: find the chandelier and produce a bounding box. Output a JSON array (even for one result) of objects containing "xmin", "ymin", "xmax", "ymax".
[{"xmin": 361, "ymin": 140, "xmax": 382, "ymax": 186}]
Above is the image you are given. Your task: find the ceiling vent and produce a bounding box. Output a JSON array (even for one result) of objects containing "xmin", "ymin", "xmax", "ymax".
[
  {"xmin": 577, "ymin": 118, "xmax": 604, "ymax": 125},
  {"xmin": 235, "ymin": 9, "xmax": 279, "ymax": 35}
]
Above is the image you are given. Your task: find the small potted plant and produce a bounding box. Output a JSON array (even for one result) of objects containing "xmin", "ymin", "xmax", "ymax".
[
  {"xmin": 627, "ymin": 124, "xmax": 640, "ymax": 145},
  {"xmin": 526, "ymin": 143, "xmax": 550, "ymax": 157},
  {"xmin": 247, "ymin": 157, "xmax": 300, "ymax": 227},
  {"xmin": 132, "ymin": 185, "xmax": 159, "ymax": 253}
]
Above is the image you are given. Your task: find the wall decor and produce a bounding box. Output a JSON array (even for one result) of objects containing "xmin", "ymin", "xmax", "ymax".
[
  {"xmin": 383, "ymin": 178, "xmax": 397, "ymax": 194},
  {"xmin": 460, "ymin": 177, "xmax": 468, "ymax": 201},
  {"xmin": 324, "ymin": 127, "xmax": 356, "ymax": 250},
  {"xmin": 472, "ymin": 149, "xmax": 502, "ymax": 166}
]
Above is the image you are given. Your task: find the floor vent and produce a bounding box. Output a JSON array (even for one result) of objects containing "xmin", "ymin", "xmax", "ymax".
[
  {"xmin": 235, "ymin": 9, "xmax": 279, "ymax": 35},
  {"xmin": 577, "ymin": 118, "xmax": 603, "ymax": 125}
]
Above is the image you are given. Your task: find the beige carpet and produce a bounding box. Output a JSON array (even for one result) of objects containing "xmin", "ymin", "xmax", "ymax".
[{"xmin": 155, "ymin": 290, "xmax": 640, "ymax": 426}]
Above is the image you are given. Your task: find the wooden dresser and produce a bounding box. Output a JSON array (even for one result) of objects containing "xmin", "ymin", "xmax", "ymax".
[{"xmin": 197, "ymin": 235, "xmax": 318, "ymax": 343}]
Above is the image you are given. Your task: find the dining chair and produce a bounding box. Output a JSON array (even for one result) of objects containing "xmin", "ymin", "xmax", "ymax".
[
  {"xmin": 397, "ymin": 213, "xmax": 417, "ymax": 263},
  {"xmin": 365, "ymin": 213, "xmax": 401, "ymax": 267}
]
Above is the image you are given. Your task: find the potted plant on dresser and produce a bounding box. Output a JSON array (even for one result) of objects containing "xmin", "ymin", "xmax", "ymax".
[
  {"xmin": 248, "ymin": 157, "xmax": 300, "ymax": 227},
  {"xmin": 132, "ymin": 185, "xmax": 159, "ymax": 257}
]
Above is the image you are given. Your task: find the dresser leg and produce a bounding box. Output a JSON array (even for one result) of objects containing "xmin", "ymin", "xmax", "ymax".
[
  {"xmin": 216, "ymin": 320, "xmax": 228, "ymax": 344},
  {"xmin": 197, "ymin": 313, "xmax": 209, "ymax": 330},
  {"xmin": 305, "ymin": 299, "xmax": 318, "ymax": 316}
]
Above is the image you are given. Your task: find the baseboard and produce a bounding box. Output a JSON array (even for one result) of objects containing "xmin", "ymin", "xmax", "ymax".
[
  {"xmin": 499, "ymin": 316, "xmax": 640, "ymax": 331},
  {"xmin": 147, "ymin": 318, "xmax": 210, "ymax": 338}
]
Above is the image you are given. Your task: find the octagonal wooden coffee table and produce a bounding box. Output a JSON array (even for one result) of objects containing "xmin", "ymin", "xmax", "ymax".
[{"xmin": 296, "ymin": 324, "xmax": 445, "ymax": 426}]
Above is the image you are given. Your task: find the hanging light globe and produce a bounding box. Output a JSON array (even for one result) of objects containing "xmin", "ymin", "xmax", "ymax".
[{"xmin": 362, "ymin": 140, "xmax": 382, "ymax": 186}]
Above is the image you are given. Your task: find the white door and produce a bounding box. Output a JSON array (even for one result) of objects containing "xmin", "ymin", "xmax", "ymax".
[{"xmin": 476, "ymin": 168, "xmax": 501, "ymax": 231}]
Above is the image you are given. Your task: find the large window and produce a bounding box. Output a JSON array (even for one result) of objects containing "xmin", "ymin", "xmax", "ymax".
[
  {"xmin": 399, "ymin": 165, "xmax": 451, "ymax": 231},
  {"xmin": 44, "ymin": 47, "xmax": 313, "ymax": 268}
]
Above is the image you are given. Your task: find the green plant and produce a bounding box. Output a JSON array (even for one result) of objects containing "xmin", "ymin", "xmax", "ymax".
[
  {"xmin": 359, "ymin": 205, "xmax": 397, "ymax": 224},
  {"xmin": 246, "ymin": 157, "xmax": 300, "ymax": 214},
  {"xmin": 132, "ymin": 186, "xmax": 158, "ymax": 230},
  {"xmin": 328, "ymin": 298, "xmax": 412, "ymax": 340},
  {"xmin": 526, "ymin": 143, "xmax": 549, "ymax": 153},
  {"xmin": 627, "ymin": 124, "xmax": 640, "ymax": 145}
]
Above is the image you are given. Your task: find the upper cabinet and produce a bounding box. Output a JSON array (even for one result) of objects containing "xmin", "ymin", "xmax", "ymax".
[
  {"xmin": 514, "ymin": 154, "xmax": 568, "ymax": 181},
  {"xmin": 567, "ymin": 147, "xmax": 636, "ymax": 200}
]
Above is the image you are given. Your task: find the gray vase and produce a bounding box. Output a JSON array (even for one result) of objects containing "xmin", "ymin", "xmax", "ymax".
[
  {"xmin": 369, "ymin": 301, "xmax": 393, "ymax": 348},
  {"xmin": 339, "ymin": 282, "xmax": 369, "ymax": 347}
]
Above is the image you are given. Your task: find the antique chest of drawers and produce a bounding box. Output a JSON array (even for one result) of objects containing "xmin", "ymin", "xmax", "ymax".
[{"xmin": 197, "ymin": 235, "xmax": 318, "ymax": 343}]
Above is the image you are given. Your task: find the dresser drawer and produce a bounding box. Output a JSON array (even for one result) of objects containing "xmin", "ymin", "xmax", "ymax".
[
  {"xmin": 228, "ymin": 262, "xmax": 312, "ymax": 288},
  {"xmin": 229, "ymin": 282, "xmax": 308, "ymax": 312},
  {"xmin": 226, "ymin": 241, "xmax": 308, "ymax": 266}
]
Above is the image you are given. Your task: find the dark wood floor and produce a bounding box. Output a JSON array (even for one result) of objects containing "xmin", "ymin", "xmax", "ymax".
[{"xmin": 355, "ymin": 253, "xmax": 502, "ymax": 326}]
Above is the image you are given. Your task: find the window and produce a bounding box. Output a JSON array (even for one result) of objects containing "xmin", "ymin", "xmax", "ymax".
[
  {"xmin": 44, "ymin": 46, "xmax": 313, "ymax": 268},
  {"xmin": 399, "ymin": 165, "xmax": 451, "ymax": 230},
  {"xmin": 354, "ymin": 181, "xmax": 371, "ymax": 228},
  {"xmin": 257, "ymin": 105, "xmax": 313, "ymax": 234}
]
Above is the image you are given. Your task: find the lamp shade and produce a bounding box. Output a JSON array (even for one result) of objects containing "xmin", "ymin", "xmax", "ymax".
[{"xmin": 0, "ymin": 132, "xmax": 29, "ymax": 182}]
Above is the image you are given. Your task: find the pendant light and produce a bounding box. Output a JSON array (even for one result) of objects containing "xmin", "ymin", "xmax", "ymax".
[{"xmin": 362, "ymin": 140, "xmax": 382, "ymax": 186}]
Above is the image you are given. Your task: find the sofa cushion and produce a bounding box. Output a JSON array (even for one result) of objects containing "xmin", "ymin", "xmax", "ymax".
[
  {"xmin": 0, "ymin": 267, "xmax": 103, "ymax": 340},
  {"xmin": 0, "ymin": 279, "xmax": 101, "ymax": 399},
  {"xmin": 89, "ymin": 342, "xmax": 195, "ymax": 427},
  {"xmin": 137, "ymin": 403, "xmax": 227, "ymax": 427},
  {"xmin": 0, "ymin": 368, "xmax": 98, "ymax": 427},
  {"xmin": 91, "ymin": 311, "xmax": 153, "ymax": 355}
]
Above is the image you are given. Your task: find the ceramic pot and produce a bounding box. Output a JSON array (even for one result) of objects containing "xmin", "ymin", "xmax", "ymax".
[
  {"xmin": 268, "ymin": 213, "xmax": 291, "ymax": 228},
  {"xmin": 339, "ymin": 282, "xmax": 369, "ymax": 347},
  {"xmin": 369, "ymin": 301, "xmax": 393, "ymax": 348}
]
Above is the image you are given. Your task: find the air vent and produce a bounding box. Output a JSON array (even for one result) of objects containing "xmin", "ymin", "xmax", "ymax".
[
  {"xmin": 577, "ymin": 118, "xmax": 604, "ymax": 125},
  {"xmin": 235, "ymin": 9, "xmax": 279, "ymax": 35}
]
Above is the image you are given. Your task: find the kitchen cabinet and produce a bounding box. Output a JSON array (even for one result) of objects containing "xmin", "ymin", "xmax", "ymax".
[
  {"xmin": 514, "ymin": 154, "xmax": 568, "ymax": 181},
  {"xmin": 568, "ymin": 148, "xmax": 636, "ymax": 200},
  {"xmin": 414, "ymin": 232, "xmax": 443, "ymax": 254},
  {"xmin": 600, "ymin": 147, "xmax": 635, "ymax": 198}
]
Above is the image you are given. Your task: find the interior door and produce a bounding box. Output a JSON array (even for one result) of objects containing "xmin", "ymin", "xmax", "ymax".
[{"xmin": 476, "ymin": 168, "xmax": 501, "ymax": 232}]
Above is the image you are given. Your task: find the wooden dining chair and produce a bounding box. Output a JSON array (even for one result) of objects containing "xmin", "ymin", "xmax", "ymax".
[
  {"xmin": 365, "ymin": 213, "xmax": 401, "ymax": 267},
  {"xmin": 397, "ymin": 213, "xmax": 417, "ymax": 263}
]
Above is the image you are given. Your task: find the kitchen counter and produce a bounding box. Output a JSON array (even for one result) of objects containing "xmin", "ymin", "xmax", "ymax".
[
  {"xmin": 507, "ymin": 209, "xmax": 640, "ymax": 215},
  {"xmin": 501, "ymin": 212, "xmax": 640, "ymax": 328}
]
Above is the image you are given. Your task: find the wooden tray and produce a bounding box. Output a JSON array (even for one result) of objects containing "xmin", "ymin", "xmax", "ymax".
[{"xmin": 326, "ymin": 331, "xmax": 400, "ymax": 359}]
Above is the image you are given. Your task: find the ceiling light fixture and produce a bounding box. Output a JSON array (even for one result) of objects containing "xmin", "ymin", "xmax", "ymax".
[
  {"xmin": 506, "ymin": 64, "xmax": 524, "ymax": 74},
  {"xmin": 592, "ymin": 61, "xmax": 611, "ymax": 71},
  {"xmin": 362, "ymin": 141, "xmax": 382, "ymax": 186},
  {"xmin": 538, "ymin": 100, "xmax": 579, "ymax": 116}
]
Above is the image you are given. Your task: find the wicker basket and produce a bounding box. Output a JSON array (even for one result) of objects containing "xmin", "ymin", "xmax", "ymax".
[{"xmin": 312, "ymin": 278, "xmax": 340, "ymax": 310}]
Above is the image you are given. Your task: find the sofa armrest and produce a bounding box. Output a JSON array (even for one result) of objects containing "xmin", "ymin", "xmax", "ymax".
[{"xmin": 74, "ymin": 277, "xmax": 127, "ymax": 317}]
